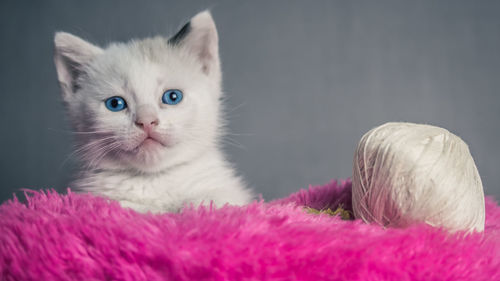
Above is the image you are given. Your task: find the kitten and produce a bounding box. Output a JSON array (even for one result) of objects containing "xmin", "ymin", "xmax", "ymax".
[{"xmin": 53, "ymin": 11, "xmax": 253, "ymax": 213}]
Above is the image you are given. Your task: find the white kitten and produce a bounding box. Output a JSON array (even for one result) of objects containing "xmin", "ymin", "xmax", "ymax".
[{"xmin": 53, "ymin": 11, "xmax": 253, "ymax": 213}]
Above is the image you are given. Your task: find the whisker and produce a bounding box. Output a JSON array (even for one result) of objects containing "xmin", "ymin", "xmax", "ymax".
[
  {"xmin": 221, "ymin": 137, "xmax": 247, "ymax": 150},
  {"xmin": 48, "ymin": 128, "xmax": 113, "ymax": 135},
  {"xmin": 60, "ymin": 136, "xmax": 120, "ymax": 169},
  {"xmin": 225, "ymin": 101, "xmax": 247, "ymax": 114},
  {"xmin": 67, "ymin": 136, "xmax": 117, "ymax": 159},
  {"xmin": 84, "ymin": 141, "xmax": 122, "ymax": 170},
  {"xmin": 225, "ymin": 132, "xmax": 254, "ymax": 137}
]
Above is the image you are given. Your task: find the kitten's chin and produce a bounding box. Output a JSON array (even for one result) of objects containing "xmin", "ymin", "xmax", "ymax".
[{"xmin": 122, "ymin": 141, "xmax": 170, "ymax": 172}]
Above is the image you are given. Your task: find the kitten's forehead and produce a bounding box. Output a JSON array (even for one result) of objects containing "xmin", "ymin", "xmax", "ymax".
[
  {"xmin": 88, "ymin": 37, "xmax": 203, "ymax": 100},
  {"xmin": 127, "ymin": 37, "xmax": 171, "ymax": 63},
  {"xmin": 100, "ymin": 38, "xmax": 180, "ymax": 74}
]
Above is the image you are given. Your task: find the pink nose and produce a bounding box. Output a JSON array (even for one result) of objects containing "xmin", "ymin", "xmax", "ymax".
[
  {"xmin": 135, "ymin": 117, "xmax": 159, "ymax": 131},
  {"xmin": 135, "ymin": 105, "xmax": 159, "ymax": 131}
]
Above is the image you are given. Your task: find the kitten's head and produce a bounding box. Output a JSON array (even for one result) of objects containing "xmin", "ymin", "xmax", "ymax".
[{"xmin": 54, "ymin": 11, "xmax": 223, "ymax": 173}]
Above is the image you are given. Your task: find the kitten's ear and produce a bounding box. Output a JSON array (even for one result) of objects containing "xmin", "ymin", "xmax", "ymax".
[
  {"xmin": 53, "ymin": 32, "xmax": 103, "ymax": 100},
  {"xmin": 169, "ymin": 11, "xmax": 221, "ymax": 82}
]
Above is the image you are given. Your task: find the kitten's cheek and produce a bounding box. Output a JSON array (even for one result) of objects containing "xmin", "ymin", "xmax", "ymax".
[
  {"xmin": 164, "ymin": 134, "xmax": 179, "ymax": 146},
  {"xmin": 156, "ymin": 131, "xmax": 177, "ymax": 147}
]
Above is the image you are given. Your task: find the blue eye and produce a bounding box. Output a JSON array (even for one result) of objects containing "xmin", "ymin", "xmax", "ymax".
[
  {"xmin": 162, "ymin": 89, "xmax": 183, "ymax": 105},
  {"xmin": 105, "ymin": 96, "xmax": 127, "ymax": 112}
]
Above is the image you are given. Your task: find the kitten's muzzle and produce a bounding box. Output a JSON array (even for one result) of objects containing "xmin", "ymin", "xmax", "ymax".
[
  {"xmin": 135, "ymin": 105, "xmax": 159, "ymax": 133},
  {"xmin": 135, "ymin": 117, "xmax": 159, "ymax": 134}
]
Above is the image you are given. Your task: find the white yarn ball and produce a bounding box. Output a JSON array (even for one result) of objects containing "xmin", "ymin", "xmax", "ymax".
[{"xmin": 352, "ymin": 122, "xmax": 485, "ymax": 233}]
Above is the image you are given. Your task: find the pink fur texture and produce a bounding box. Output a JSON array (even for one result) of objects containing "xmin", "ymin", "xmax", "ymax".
[{"xmin": 1, "ymin": 180, "xmax": 499, "ymax": 280}]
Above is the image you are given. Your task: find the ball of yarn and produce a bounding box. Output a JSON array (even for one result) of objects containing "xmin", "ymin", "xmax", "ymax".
[{"xmin": 352, "ymin": 122, "xmax": 485, "ymax": 232}]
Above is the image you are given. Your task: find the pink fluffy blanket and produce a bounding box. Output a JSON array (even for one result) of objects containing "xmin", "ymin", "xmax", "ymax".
[{"xmin": 1, "ymin": 180, "xmax": 499, "ymax": 281}]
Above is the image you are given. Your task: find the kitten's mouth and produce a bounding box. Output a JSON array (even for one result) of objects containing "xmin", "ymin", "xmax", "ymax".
[
  {"xmin": 143, "ymin": 137, "xmax": 161, "ymax": 145},
  {"xmin": 134, "ymin": 135, "xmax": 166, "ymax": 151}
]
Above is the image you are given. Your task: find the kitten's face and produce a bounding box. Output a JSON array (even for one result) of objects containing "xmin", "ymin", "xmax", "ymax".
[{"xmin": 54, "ymin": 12, "xmax": 222, "ymax": 173}]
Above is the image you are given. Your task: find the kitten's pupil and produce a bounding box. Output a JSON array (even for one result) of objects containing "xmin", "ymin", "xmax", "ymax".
[
  {"xmin": 111, "ymin": 99, "xmax": 119, "ymax": 108},
  {"xmin": 170, "ymin": 92, "xmax": 178, "ymax": 101}
]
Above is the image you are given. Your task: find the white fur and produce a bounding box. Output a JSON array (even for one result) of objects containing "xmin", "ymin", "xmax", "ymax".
[{"xmin": 54, "ymin": 11, "xmax": 253, "ymax": 213}]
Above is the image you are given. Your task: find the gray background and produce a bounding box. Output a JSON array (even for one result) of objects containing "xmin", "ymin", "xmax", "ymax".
[{"xmin": 1, "ymin": 0, "xmax": 499, "ymax": 203}]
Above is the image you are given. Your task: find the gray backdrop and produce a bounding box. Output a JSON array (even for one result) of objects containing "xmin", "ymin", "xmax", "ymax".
[{"xmin": 1, "ymin": 0, "xmax": 499, "ymax": 203}]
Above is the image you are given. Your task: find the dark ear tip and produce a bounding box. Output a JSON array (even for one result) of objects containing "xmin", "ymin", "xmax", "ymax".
[{"xmin": 168, "ymin": 21, "xmax": 191, "ymax": 45}]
